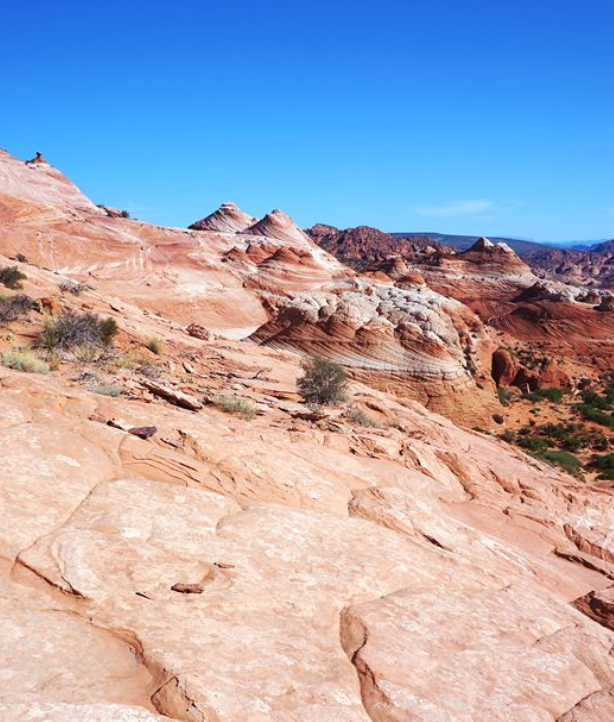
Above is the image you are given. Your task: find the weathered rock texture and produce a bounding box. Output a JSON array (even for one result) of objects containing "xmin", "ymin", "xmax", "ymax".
[{"xmin": 1, "ymin": 149, "xmax": 614, "ymax": 721}]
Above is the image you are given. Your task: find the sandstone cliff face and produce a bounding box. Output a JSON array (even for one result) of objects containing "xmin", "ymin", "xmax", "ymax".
[{"xmin": 3, "ymin": 149, "xmax": 614, "ymax": 721}]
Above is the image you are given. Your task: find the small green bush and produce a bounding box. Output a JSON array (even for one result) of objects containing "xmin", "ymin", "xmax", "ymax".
[
  {"xmin": 298, "ymin": 355, "xmax": 348, "ymax": 406},
  {"xmin": 497, "ymin": 387, "xmax": 514, "ymax": 407},
  {"xmin": 587, "ymin": 452, "xmax": 614, "ymax": 480},
  {"xmin": 1, "ymin": 348, "xmax": 49, "ymax": 374},
  {"xmin": 212, "ymin": 395, "xmax": 256, "ymax": 421},
  {"xmin": 574, "ymin": 404, "xmax": 614, "ymax": 429},
  {"xmin": 526, "ymin": 387, "xmax": 565, "ymax": 403},
  {"xmin": 146, "ymin": 336, "xmax": 164, "ymax": 355},
  {"xmin": 535, "ymin": 450, "xmax": 582, "ymax": 476},
  {"xmin": 0, "ymin": 266, "xmax": 27, "ymax": 290},
  {"xmin": 38, "ymin": 311, "xmax": 118, "ymax": 350},
  {"xmin": 517, "ymin": 436, "xmax": 550, "ymax": 452},
  {"xmin": 500, "ymin": 429, "xmax": 515, "ymax": 443}
]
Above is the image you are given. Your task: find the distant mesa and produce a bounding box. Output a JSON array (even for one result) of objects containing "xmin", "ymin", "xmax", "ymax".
[
  {"xmin": 189, "ymin": 202, "xmax": 256, "ymax": 233},
  {"xmin": 242, "ymin": 209, "xmax": 310, "ymax": 244}
]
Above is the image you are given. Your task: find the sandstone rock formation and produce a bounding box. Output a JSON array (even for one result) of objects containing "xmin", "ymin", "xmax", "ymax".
[
  {"xmin": 189, "ymin": 201, "xmax": 256, "ymax": 233},
  {"xmin": 2, "ymin": 148, "xmax": 614, "ymax": 721}
]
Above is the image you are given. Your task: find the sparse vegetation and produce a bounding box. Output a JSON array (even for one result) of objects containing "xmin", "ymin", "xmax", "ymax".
[
  {"xmin": 58, "ymin": 280, "xmax": 89, "ymax": 296},
  {"xmin": 298, "ymin": 355, "xmax": 348, "ymax": 406},
  {"xmin": 1, "ymin": 348, "xmax": 50, "ymax": 374},
  {"xmin": 0, "ymin": 266, "xmax": 27, "ymax": 290},
  {"xmin": 113, "ymin": 351, "xmax": 136, "ymax": 369},
  {"xmin": 0, "ymin": 293, "xmax": 38, "ymax": 322},
  {"xmin": 525, "ymin": 387, "xmax": 565, "ymax": 403},
  {"xmin": 587, "ymin": 453, "xmax": 614, "ymax": 480},
  {"xmin": 212, "ymin": 395, "xmax": 256, "ymax": 421},
  {"xmin": 38, "ymin": 311, "xmax": 118, "ymax": 350},
  {"xmin": 91, "ymin": 383, "xmax": 121, "ymax": 397},
  {"xmin": 346, "ymin": 406, "xmax": 378, "ymax": 427},
  {"xmin": 146, "ymin": 336, "xmax": 164, "ymax": 355},
  {"xmin": 497, "ymin": 387, "xmax": 514, "ymax": 407},
  {"xmin": 136, "ymin": 360, "xmax": 163, "ymax": 379},
  {"xmin": 534, "ymin": 449, "xmax": 582, "ymax": 477}
]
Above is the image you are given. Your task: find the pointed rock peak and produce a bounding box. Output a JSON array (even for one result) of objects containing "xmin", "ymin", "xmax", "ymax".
[
  {"xmin": 243, "ymin": 209, "xmax": 310, "ymax": 244},
  {"xmin": 189, "ymin": 202, "xmax": 256, "ymax": 233},
  {"xmin": 468, "ymin": 237, "xmax": 495, "ymax": 252}
]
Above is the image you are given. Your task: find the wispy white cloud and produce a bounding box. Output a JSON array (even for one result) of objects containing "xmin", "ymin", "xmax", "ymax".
[{"xmin": 415, "ymin": 199, "xmax": 495, "ymax": 218}]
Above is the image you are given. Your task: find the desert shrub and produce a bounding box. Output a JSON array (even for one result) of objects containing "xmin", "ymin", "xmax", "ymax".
[
  {"xmin": 517, "ymin": 436, "xmax": 550, "ymax": 453},
  {"xmin": 136, "ymin": 360, "xmax": 163, "ymax": 379},
  {"xmin": 58, "ymin": 280, "xmax": 89, "ymax": 296},
  {"xmin": 91, "ymin": 383, "xmax": 121, "ymax": 397},
  {"xmin": 574, "ymin": 404, "xmax": 614, "ymax": 429},
  {"xmin": 212, "ymin": 395, "xmax": 256, "ymax": 421},
  {"xmin": 587, "ymin": 453, "xmax": 614, "ymax": 479},
  {"xmin": 113, "ymin": 352, "xmax": 136, "ymax": 369},
  {"xmin": 535, "ymin": 450, "xmax": 582, "ymax": 476},
  {"xmin": 146, "ymin": 336, "xmax": 164, "ymax": 355},
  {"xmin": 120, "ymin": 210, "xmax": 130, "ymax": 218},
  {"xmin": 0, "ymin": 293, "xmax": 38, "ymax": 322},
  {"xmin": 526, "ymin": 387, "xmax": 565, "ymax": 403},
  {"xmin": 580, "ymin": 389, "xmax": 612, "ymax": 410},
  {"xmin": 298, "ymin": 355, "xmax": 348, "ymax": 406},
  {"xmin": 1, "ymin": 348, "xmax": 49, "ymax": 374},
  {"xmin": 346, "ymin": 406, "xmax": 378, "ymax": 428},
  {"xmin": 15, "ymin": 253, "xmax": 28, "ymax": 263},
  {"xmin": 500, "ymin": 429, "xmax": 515, "ymax": 443},
  {"xmin": 0, "ymin": 266, "xmax": 27, "ymax": 290},
  {"xmin": 492, "ymin": 413, "xmax": 504, "ymax": 425},
  {"xmin": 497, "ymin": 387, "xmax": 514, "ymax": 407},
  {"xmin": 75, "ymin": 344, "xmax": 95, "ymax": 363},
  {"xmin": 38, "ymin": 311, "xmax": 118, "ymax": 350}
]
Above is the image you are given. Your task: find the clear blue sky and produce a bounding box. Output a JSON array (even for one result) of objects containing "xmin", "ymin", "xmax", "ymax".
[{"xmin": 2, "ymin": 0, "xmax": 613, "ymax": 242}]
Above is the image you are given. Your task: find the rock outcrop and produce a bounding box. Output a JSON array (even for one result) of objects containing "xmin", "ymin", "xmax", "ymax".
[
  {"xmin": 189, "ymin": 201, "xmax": 256, "ymax": 233},
  {"xmin": 2, "ymin": 147, "xmax": 614, "ymax": 720}
]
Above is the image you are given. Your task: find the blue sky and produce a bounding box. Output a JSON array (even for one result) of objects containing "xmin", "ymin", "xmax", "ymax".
[{"xmin": 2, "ymin": 0, "xmax": 613, "ymax": 242}]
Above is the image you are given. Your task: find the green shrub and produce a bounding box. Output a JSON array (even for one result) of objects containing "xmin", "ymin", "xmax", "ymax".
[
  {"xmin": 587, "ymin": 452, "xmax": 614, "ymax": 480},
  {"xmin": 580, "ymin": 389, "xmax": 612, "ymax": 410},
  {"xmin": 298, "ymin": 355, "xmax": 348, "ymax": 406},
  {"xmin": 212, "ymin": 395, "xmax": 256, "ymax": 421},
  {"xmin": 1, "ymin": 348, "xmax": 49, "ymax": 373},
  {"xmin": 38, "ymin": 312, "xmax": 118, "ymax": 350},
  {"xmin": 0, "ymin": 266, "xmax": 27, "ymax": 290},
  {"xmin": 517, "ymin": 436, "xmax": 550, "ymax": 452},
  {"xmin": 526, "ymin": 387, "xmax": 565, "ymax": 403},
  {"xmin": 574, "ymin": 404, "xmax": 614, "ymax": 429},
  {"xmin": 500, "ymin": 429, "xmax": 515, "ymax": 443},
  {"xmin": 146, "ymin": 336, "xmax": 164, "ymax": 355},
  {"xmin": 346, "ymin": 406, "xmax": 378, "ymax": 428},
  {"xmin": 497, "ymin": 387, "xmax": 514, "ymax": 407},
  {"xmin": 535, "ymin": 450, "xmax": 582, "ymax": 476}
]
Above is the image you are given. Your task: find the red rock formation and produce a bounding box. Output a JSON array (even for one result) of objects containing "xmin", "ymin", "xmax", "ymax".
[
  {"xmin": 306, "ymin": 223, "xmax": 442, "ymax": 265},
  {"xmin": 189, "ymin": 201, "xmax": 256, "ymax": 233}
]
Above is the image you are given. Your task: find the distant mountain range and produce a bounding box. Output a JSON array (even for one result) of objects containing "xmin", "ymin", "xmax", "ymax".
[{"xmin": 391, "ymin": 233, "xmax": 611, "ymax": 257}]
